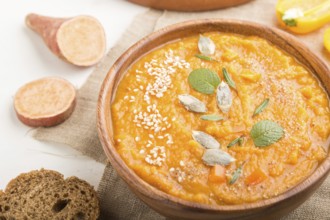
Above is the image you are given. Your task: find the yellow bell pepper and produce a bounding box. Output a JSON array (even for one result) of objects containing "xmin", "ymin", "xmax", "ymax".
[
  {"xmin": 325, "ymin": 27, "xmax": 330, "ymax": 52},
  {"xmin": 276, "ymin": 0, "xmax": 330, "ymax": 34}
]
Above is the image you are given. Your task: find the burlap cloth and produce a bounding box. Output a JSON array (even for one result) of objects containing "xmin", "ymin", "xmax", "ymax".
[{"xmin": 33, "ymin": 0, "xmax": 330, "ymax": 219}]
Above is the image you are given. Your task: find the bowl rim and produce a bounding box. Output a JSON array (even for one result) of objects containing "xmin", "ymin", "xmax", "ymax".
[{"xmin": 97, "ymin": 19, "xmax": 330, "ymax": 212}]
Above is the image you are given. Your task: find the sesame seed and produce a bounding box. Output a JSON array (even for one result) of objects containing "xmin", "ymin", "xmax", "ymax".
[
  {"xmin": 135, "ymin": 137, "xmax": 140, "ymax": 142},
  {"xmin": 180, "ymin": 160, "xmax": 185, "ymax": 166},
  {"xmin": 139, "ymin": 149, "xmax": 145, "ymax": 154}
]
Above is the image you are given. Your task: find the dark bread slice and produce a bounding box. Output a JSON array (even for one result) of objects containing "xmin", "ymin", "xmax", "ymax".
[{"xmin": 0, "ymin": 169, "xmax": 99, "ymax": 220}]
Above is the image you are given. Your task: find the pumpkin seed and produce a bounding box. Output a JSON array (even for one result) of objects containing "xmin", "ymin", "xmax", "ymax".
[
  {"xmin": 202, "ymin": 148, "xmax": 236, "ymax": 166},
  {"xmin": 192, "ymin": 130, "xmax": 220, "ymax": 149},
  {"xmin": 216, "ymin": 81, "xmax": 232, "ymax": 113},
  {"xmin": 178, "ymin": 94, "xmax": 207, "ymax": 113},
  {"xmin": 198, "ymin": 35, "xmax": 215, "ymax": 56},
  {"xmin": 200, "ymin": 114, "xmax": 223, "ymax": 121}
]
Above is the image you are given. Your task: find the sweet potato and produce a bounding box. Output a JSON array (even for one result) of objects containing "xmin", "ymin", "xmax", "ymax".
[
  {"xmin": 208, "ymin": 165, "xmax": 226, "ymax": 183},
  {"xmin": 25, "ymin": 13, "xmax": 106, "ymax": 67},
  {"xmin": 245, "ymin": 168, "xmax": 267, "ymax": 186},
  {"xmin": 14, "ymin": 77, "xmax": 76, "ymax": 127}
]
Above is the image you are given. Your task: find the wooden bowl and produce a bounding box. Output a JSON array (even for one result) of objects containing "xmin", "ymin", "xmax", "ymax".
[
  {"xmin": 97, "ymin": 20, "xmax": 330, "ymax": 220},
  {"xmin": 127, "ymin": 0, "xmax": 252, "ymax": 12}
]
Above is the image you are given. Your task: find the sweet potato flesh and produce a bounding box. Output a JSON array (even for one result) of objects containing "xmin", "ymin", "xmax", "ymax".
[
  {"xmin": 57, "ymin": 16, "xmax": 106, "ymax": 66},
  {"xmin": 14, "ymin": 77, "xmax": 76, "ymax": 127}
]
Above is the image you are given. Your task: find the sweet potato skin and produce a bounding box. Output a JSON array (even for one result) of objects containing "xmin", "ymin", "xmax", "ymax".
[
  {"xmin": 15, "ymin": 99, "xmax": 76, "ymax": 127},
  {"xmin": 26, "ymin": 13, "xmax": 65, "ymax": 58}
]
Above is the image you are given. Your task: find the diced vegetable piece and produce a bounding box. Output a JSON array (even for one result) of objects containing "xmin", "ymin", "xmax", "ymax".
[
  {"xmin": 245, "ymin": 168, "xmax": 267, "ymax": 185},
  {"xmin": 208, "ymin": 165, "xmax": 226, "ymax": 183}
]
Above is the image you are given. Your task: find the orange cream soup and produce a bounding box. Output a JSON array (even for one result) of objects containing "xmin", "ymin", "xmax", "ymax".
[{"xmin": 111, "ymin": 32, "xmax": 330, "ymax": 205}]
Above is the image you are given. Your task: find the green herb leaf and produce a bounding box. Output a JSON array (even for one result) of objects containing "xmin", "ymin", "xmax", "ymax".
[
  {"xmin": 253, "ymin": 98, "xmax": 270, "ymax": 117},
  {"xmin": 195, "ymin": 54, "xmax": 218, "ymax": 62},
  {"xmin": 200, "ymin": 114, "xmax": 223, "ymax": 121},
  {"xmin": 283, "ymin": 19, "xmax": 297, "ymax": 27},
  {"xmin": 282, "ymin": 8, "xmax": 302, "ymax": 27},
  {"xmin": 227, "ymin": 136, "xmax": 244, "ymax": 148},
  {"xmin": 229, "ymin": 161, "xmax": 246, "ymax": 185},
  {"xmin": 250, "ymin": 120, "xmax": 284, "ymax": 147},
  {"xmin": 188, "ymin": 68, "xmax": 220, "ymax": 94},
  {"xmin": 222, "ymin": 68, "xmax": 236, "ymax": 89},
  {"xmin": 238, "ymin": 138, "xmax": 243, "ymax": 146}
]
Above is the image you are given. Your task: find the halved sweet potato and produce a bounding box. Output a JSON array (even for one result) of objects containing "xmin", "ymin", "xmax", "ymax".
[
  {"xmin": 14, "ymin": 77, "xmax": 76, "ymax": 127},
  {"xmin": 26, "ymin": 13, "xmax": 106, "ymax": 67}
]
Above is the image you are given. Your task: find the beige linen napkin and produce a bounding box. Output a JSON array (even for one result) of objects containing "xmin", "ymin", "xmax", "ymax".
[{"xmin": 34, "ymin": 0, "xmax": 330, "ymax": 219}]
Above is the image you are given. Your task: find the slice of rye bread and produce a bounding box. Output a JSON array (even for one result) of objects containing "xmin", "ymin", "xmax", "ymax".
[{"xmin": 0, "ymin": 169, "xmax": 99, "ymax": 220}]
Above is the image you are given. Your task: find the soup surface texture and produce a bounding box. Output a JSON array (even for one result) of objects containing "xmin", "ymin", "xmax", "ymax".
[{"xmin": 111, "ymin": 32, "xmax": 330, "ymax": 205}]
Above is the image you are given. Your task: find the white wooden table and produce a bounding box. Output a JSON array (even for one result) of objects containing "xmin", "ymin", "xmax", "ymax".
[{"xmin": 0, "ymin": 0, "xmax": 146, "ymax": 189}]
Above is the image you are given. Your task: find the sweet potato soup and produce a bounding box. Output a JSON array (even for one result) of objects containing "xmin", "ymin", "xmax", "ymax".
[{"xmin": 111, "ymin": 32, "xmax": 330, "ymax": 205}]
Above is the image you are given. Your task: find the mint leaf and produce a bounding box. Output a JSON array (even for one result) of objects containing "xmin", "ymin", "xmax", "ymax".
[
  {"xmin": 200, "ymin": 114, "xmax": 223, "ymax": 121},
  {"xmin": 188, "ymin": 68, "xmax": 220, "ymax": 94},
  {"xmin": 253, "ymin": 98, "xmax": 269, "ymax": 117},
  {"xmin": 250, "ymin": 120, "xmax": 284, "ymax": 147},
  {"xmin": 222, "ymin": 68, "xmax": 236, "ymax": 90}
]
